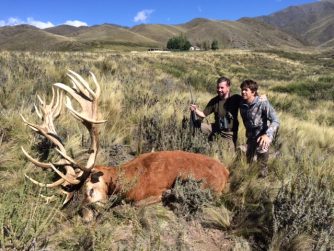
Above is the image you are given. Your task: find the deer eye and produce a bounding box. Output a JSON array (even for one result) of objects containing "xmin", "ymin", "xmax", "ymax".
[{"xmin": 89, "ymin": 188, "xmax": 94, "ymax": 197}]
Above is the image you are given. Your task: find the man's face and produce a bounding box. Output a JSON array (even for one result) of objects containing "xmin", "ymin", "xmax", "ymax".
[
  {"xmin": 241, "ymin": 87, "xmax": 256, "ymax": 103},
  {"xmin": 216, "ymin": 81, "xmax": 230, "ymax": 98}
]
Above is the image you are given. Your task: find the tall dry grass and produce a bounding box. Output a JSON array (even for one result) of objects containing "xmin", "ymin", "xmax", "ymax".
[{"xmin": 0, "ymin": 49, "xmax": 333, "ymax": 250}]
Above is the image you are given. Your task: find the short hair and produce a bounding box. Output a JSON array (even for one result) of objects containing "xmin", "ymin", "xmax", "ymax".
[
  {"xmin": 216, "ymin": 76, "xmax": 231, "ymax": 87},
  {"xmin": 240, "ymin": 79, "xmax": 258, "ymax": 96}
]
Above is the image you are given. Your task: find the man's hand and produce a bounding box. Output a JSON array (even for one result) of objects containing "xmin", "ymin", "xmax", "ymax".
[
  {"xmin": 190, "ymin": 104, "xmax": 197, "ymax": 111},
  {"xmin": 257, "ymin": 134, "xmax": 271, "ymax": 149},
  {"xmin": 189, "ymin": 104, "xmax": 205, "ymax": 118},
  {"xmin": 259, "ymin": 94, "xmax": 267, "ymax": 101}
]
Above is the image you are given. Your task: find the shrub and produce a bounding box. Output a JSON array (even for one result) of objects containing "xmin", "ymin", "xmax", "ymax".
[
  {"xmin": 162, "ymin": 177, "xmax": 214, "ymax": 219},
  {"xmin": 136, "ymin": 115, "xmax": 211, "ymax": 154},
  {"xmin": 211, "ymin": 40, "xmax": 219, "ymax": 50},
  {"xmin": 271, "ymin": 174, "xmax": 334, "ymax": 250},
  {"xmin": 271, "ymin": 81, "xmax": 334, "ymax": 101}
]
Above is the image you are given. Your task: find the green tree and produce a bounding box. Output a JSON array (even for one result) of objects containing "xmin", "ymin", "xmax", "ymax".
[
  {"xmin": 211, "ymin": 40, "xmax": 219, "ymax": 50},
  {"xmin": 167, "ymin": 34, "xmax": 192, "ymax": 51}
]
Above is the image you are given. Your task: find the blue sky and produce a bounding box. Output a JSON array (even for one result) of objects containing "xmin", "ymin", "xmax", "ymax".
[{"xmin": 0, "ymin": 0, "xmax": 317, "ymax": 28}]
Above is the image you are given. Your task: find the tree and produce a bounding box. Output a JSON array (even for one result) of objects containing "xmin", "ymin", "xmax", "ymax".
[
  {"xmin": 211, "ymin": 40, "xmax": 219, "ymax": 50},
  {"xmin": 167, "ymin": 34, "xmax": 192, "ymax": 51},
  {"xmin": 201, "ymin": 40, "xmax": 211, "ymax": 51}
]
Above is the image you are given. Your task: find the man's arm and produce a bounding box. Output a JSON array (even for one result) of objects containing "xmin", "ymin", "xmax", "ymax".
[
  {"xmin": 257, "ymin": 101, "xmax": 279, "ymax": 148},
  {"xmin": 190, "ymin": 104, "xmax": 206, "ymax": 118},
  {"xmin": 266, "ymin": 102, "xmax": 280, "ymax": 140}
]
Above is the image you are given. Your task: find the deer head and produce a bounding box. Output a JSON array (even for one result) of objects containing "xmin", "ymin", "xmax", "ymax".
[{"xmin": 21, "ymin": 70, "xmax": 106, "ymax": 205}]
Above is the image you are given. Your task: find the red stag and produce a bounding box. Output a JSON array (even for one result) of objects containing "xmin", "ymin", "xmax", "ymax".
[{"xmin": 21, "ymin": 70, "xmax": 229, "ymax": 210}]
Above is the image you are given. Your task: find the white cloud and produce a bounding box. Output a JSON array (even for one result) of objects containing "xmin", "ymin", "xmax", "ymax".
[
  {"xmin": 197, "ymin": 6, "xmax": 202, "ymax": 12},
  {"xmin": 7, "ymin": 17, "xmax": 23, "ymax": 26},
  {"xmin": 0, "ymin": 17, "xmax": 88, "ymax": 28},
  {"xmin": 64, "ymin": 20, "xmax": 88, "ymax": 27},
  {"xmin": 27, "ymin": 18, "xmax": 54, "ymax": 29},
  {"xmin": 133, "ymin": 9, "xmax": 154, "ymax": 23},
  {"xmin": 0, "ymin": 17, "xmax": 54, "ymax": 28}
]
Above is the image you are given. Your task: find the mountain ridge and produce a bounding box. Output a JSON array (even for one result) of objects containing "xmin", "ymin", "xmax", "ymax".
[
  {"xmin": 256, "ymin": 0, "xmax": 334, "ymax": 46},
  {"xmin": 1, "ymin": 1, "xmax": 333, "ymax": 51}
]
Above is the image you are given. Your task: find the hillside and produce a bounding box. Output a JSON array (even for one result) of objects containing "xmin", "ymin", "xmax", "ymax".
[
  {"xmin": 181, "ymin": 18, "xmax": 304, "ymax": 49},
  {"xmin": 0, "ymin": 18, "xmax": 305, "ymax": 51},
  {"xmin": 45, "ymin": 24, "xmax": 89, "ymax": 36},
  {"xmin": 0, "ymin": 25, "xmax": 84, "ymax": 51},
  {"xmin": 256, "ymin": 0, "xmax": 334, "ymax": 47},
  {"xmin": 130, "ymin": 24, "xmax": 186, "ymax": 44},
  {"xmin": 72, "ymin": 24, "xmax": 159, "ymax": 47}
]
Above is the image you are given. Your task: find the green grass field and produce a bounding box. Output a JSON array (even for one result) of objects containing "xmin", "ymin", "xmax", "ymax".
[{"xmin": 0, "ymin": 49, "xmax": 333, "ymax": 250}]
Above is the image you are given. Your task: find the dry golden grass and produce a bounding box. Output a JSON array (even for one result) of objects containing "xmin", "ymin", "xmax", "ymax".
[{"xmin": 0, "ymin": 49, "xmax": 333, "ymax": 250}]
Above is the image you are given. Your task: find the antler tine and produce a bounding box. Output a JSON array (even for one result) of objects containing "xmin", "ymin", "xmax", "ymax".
[
  {"xmin": 54, "ymin": 89, "xmax": 63, "ymax": 119},
  {"xmin": 89, "ymin": 71, "xmax": 101, "ymax": 99},
  {"xmin": 62, "ymin": 191, "xmax": 74, "ymax": 205},
  {"xmin": 68, "ymin": 69, "xmax": 96, "ymax": 100},
  {"xmin": 50, "ymin": 87, "xmax": 55, "ymax": 108},
  {"xmin": 37, "ymin": 94, "xmax": 45, "ymax": 106},
  {"xmin": 20, "ymin": 114, "xmax": 39, "ymax": 132},
  {"xmin": 34, "ymin": 104, "xmax": 43, "ymax": 120},
  {"xmin": 64, "ymin": 96, "xmax": 106, "ymax": 124},
  {"xmin": 21, "ymin": 146, "xmax": 53, "ymax": 169},
  {"xmin": 49, "ymin": 163, "xmax": 80, "ymax": 185},
  {"xmin": 25, "ymin": 174, "xmax": 65, "ymax": 188}
]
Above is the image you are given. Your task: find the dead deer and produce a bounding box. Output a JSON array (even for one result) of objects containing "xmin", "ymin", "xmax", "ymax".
[{"xmin": 21, "ymin": 70, "xmax": 229, "ymax": 215}]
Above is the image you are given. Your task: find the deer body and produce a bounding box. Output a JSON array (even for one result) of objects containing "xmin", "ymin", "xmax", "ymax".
[
  {"xmin": 85, "ymin": 150, "xmax": 229, "ymax": 205},
  {"xmin": 21, "ymin": 71, "xmax": 229, "ymax": 211}
]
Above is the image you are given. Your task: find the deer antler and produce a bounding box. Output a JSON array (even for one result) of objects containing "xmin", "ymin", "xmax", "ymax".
[
  {"xmin": 21, "ymin": 70, "xmax": 106, "ymax": 204},
  {"xmin": 54, "ymin": 70, "xmax": 107, "ymax": 172}
]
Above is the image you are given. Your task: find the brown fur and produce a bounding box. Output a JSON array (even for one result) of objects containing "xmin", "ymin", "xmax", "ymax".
[{"xmin": 84, "ymin": 150, "xmax": 229, "ymax": 205}]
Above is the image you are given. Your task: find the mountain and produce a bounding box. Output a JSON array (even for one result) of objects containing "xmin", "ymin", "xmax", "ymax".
[
  {"xmin": 71, "ymin": 24, "xmax": 159, "ymax": 47},
  {"xmin": 3, "ymin": 0, "xmax": 333, "ymax": 52},
  {"xmin": 130, "ymin": 24, "xmax": 186, "ymax": 44},
  {"xmin": 0, "ymin": 24, "xmax": 159, "ymax": 51},
  {"xmin": 45, "ymin": 25, "xmax": 89, "ymax": 36},
  {"xmin": 0, "ymin": 25, "xmax": 84, "ymax": 51},
  {"xmin": 131, "ymin": 18, "xmax": 303, "ymax": 50},
  {"xmin": 181, "ymin": 18, "xmax": 304, "ymax": 49},
  {"xmin": 0, "ymin": 20, "xmax": 303, "ymax": 51},
  {"xmin": 256, "ymin": 0, "xmax": 334, "ymax": 46}
]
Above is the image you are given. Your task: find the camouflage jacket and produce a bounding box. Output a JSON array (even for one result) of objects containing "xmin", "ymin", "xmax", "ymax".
[{"xmin": 240, "ymin": 96, "xmax": 279, "ymax": 141}]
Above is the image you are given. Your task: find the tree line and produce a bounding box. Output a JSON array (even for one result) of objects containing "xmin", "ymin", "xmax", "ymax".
[{"xmin": 166, "ymin": 34, "xmax": 219, "ymax": 51}]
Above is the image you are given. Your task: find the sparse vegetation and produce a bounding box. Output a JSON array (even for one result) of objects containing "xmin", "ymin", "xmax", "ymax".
[
  {"xmin": 1, "ymin": 49, "xmax": 334, "ymax": 250},
  {"xmin": 162, "ymin": 177, "xmax": 215, "ymax": 220}
]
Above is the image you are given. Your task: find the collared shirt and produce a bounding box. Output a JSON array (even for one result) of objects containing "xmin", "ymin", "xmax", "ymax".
[{"xmin": 240, "ymin": 96, "xmax": 279, "ymax": 141}]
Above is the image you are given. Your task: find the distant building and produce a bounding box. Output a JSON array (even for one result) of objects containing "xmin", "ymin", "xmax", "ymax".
[
  {"xmin": 189, "ymin": 46, "xmax": 201, "ymax": 51},
  {"xmin": 147, "ymin": 48, "xmax": 171, "ymax": 53}
]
